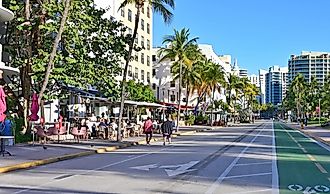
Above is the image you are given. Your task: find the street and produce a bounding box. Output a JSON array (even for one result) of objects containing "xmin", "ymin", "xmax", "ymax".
[{"xmin": 0, "ymin": 120, "xmax": 329, "ymax": 194}]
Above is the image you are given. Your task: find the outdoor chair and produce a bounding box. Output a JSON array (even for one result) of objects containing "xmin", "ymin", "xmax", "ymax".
[
  {"xmin": 35, "ymin": 126, "xmax": 52, "ymax": 144},
  {"xmin": 71, "ymin": 127, "xmax": 87, "ymax": 143},
  {"xmin": 133, "ymin": 124, "xmax": 142, "ymax": 137},
  {"xmin": 50, "ymin": 125, "xmax": 67, "ymax": 143}
]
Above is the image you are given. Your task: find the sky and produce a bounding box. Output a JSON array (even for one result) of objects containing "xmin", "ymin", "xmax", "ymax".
[{"xmin": 153, "ymin": 0, "xmax": 330, "ymax": 75}]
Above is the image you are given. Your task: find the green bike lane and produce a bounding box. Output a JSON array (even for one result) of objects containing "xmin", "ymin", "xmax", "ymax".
[{"xmin": 274, "ymin": 122, "xmax": 330, "ymax": 194}]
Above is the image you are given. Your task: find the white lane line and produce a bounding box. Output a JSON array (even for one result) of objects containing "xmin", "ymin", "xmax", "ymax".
[
  {"xmin": 14, "ymin": 146, "xmax": 172, "ymax": 194},
  {"xmin": 272, "ymin": 121, "xmax": 279, "ymax": 194},
  {"xmin": 205, "ymin": 124, "xmax": 266, "ymax": 194},
  {"xmin": 224, "ymin": 172, "xmax": 272, "ymax": 179},
  {"xmin": 235, "ymin": 162, "xmax": 272, "ymax": 167},
  {"xmin": 315, "ymin": 162, "xmax": 328, "ymax": 174},
  {"xmin": 302, "ymin": 148, "xmax": 307, "ymax": 153},
  {"xmin": 227, "ymin": 189, "xmax": 272, "ymax": 194}
]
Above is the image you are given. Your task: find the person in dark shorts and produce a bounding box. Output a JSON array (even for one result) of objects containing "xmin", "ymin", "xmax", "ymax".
[{"xmin": 161, "ymin": 117, "xmax": 173, "ymax": 146}]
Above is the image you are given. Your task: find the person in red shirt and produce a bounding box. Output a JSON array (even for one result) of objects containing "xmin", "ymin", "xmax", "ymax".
[{"xmin": 143, "ymin": 117, "xmax": 153, "ymax": 145}]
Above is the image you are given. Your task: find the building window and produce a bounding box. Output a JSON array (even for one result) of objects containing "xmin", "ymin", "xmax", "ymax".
[
  {"xmin": 147, "ymin": 72, "xmax": 150, "ymax": 83},
  {"xmin": 128, "ymin": 28, "xmax": 132, "ymax": 35},
  {"xmin": 134, "ymin": 54, "xmax": 138, "ymax": 61},
  {"xmin": 182, "ymin": 98, "xmax": 187, "ymax": 102},
  {"xmin": 134, "ymin": 67, "xmax": 138, "ymax": 79},
  {"xmin": 141, "ymin": 36, "xmax": 144, "ymax": 48},
  {"xmin": 141, "ymin": 19, "xmax": 144, "ymax": 31},
  {"xmin": 147, "ymin": 7, "xmax": 150, "ymax": 18},
  {"xmin": 141, "ymin": 70, "xmax": 145, "ymax": 82},
  {"xmin": 135, "ymin": 34, "xmax": 138, "ymax": 45},
  {"xmin": 128, "ymin": 9, "xmax": 132, "ymax": 22},
  {"xmin": 152, "ymin": 69, "xmax": 156, "ymax": 77},
  {"xmin": 170, "ymin": 80, "xmax": 175, "ymax": 87},
  {"xmin": 147, "ymin": 23, "xmax": 150, "ymax": 34},
  {"xmin": 147, "ymin": 39, "xmax": 150, "ymax": 50},
  {"xmin": 128, "ymin": 65, "xmax": 132, "ymax": 77},
  {"xmin": 152, "ymin": 55, "xmax": 157, "ymax": 62},
  {"xmin": 152, "ymin": 83, "xmax": 156, "ymax": 90},
  {"xmin": 141, "ymin": 53, "xmax": 145, "ymax": 64},
  {"xmin": 121, "ymin": 8, "xmax": 125, "ymax": 17},
  {"xmin": 141, "ymin": 6, "xmax": 144, "ymax": 14},
  {"xmin": 170, "ymin": 95, "xmax": 175, "ymax": 102},
  {"xmin": 147, "ymin": 55, "xmax": 150, "ymax": 66}
]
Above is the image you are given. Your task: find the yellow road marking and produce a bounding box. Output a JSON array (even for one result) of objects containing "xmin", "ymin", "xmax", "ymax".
[
  {"xmin": 307, "ymin": 154, "xmax": 316, "ymax": 161},
  {"xmin": 315, "ymin": 163, "xmax": 328, "ymax": 174}
]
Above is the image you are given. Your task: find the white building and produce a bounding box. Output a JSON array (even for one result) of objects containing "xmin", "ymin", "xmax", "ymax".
[
  {"xmin": 259, "ymin": 69, "xmax": 267, "ymax": 104},
  {"xmin": 152, "ymin": 44, "xmax": 230, "ymax": 110},
  {"xmin": 288, "ymin": 51, "xmax": 330, "ymax": 85},
  {"xmin": 239, "ymin": 69, "xmax": 248, "ymax": 78},
  {"xmin": 248, "ymin": 74, "xmax": 259, "ymax": 87},
  {"xmin": 94, "ymin": 0, "xmax": 153, "ymax": 85}
]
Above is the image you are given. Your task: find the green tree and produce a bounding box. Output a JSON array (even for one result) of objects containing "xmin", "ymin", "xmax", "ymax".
[
  {"xmin": 170, "ymin": 44, "xmax": 203, "ymax": 113},
  {"xmin": 126, "ymin": 80, "xmax": 156, "ymax": 102},
  {"xmin": 204, "ymin": 61, "xmax": 225, "ymax": 125},
  {"xmin": 159, "ymin": 28, "xmax": 198, "ymax": 128},
  {"xmin": 4, "ymin": 0, "xmax": 129, "ymax": 132},
  {"xmin": 291, "ymin": 74, "xmax": 307, "ymax": 123},
  {"xmin": 118, "ymin": 0, "xmax": 175, "ymax": 141}
]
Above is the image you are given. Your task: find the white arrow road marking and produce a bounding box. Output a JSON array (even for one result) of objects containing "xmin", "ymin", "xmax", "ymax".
[
  {"xmin": 161, "ymin": 160, "xmax": 199, "ymax": 177},
  {"xmin": 130, "ymin": 164, "xmax": 158, "ymax": 171}
]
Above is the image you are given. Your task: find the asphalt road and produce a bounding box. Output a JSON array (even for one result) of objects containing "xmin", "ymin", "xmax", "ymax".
[{"xmin": 0, "ymin": 120, "xmax": 328, "ymax": 194}]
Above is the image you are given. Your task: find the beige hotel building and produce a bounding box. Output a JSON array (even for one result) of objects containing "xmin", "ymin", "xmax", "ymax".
[{"xmin": 95, "ymin": 0, "xmax": 153, "ymax": 85}]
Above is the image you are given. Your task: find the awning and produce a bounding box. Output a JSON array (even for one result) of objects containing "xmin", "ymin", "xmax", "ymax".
[
  {"xmin": 0, "ymin": 64, "xmax": 19, "ymax": 83},
  {"xmin": 0, "ymin": 6, "xmax": 14, "ymax": 22},
  {"xmin": 159, "ymin": 102, "xmax": 194, "ymax": 110}
]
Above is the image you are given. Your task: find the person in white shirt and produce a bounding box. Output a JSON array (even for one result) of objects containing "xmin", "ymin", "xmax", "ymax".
[{"xmin": 109, "ymin": 119, "xmax": 118, "ymax": 140}]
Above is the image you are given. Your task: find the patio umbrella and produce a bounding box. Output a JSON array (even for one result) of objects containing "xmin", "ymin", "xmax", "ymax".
[
  {"xmin": 29, "ymin": 93, "xmax": 39, "ymax": 121},
  {"xmin": 0, "ymin": 86, "xmax": 6, "ymax": 122}
]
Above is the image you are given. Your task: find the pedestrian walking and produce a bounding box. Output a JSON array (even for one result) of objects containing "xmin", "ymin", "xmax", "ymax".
[
  {"xmin": 143, "ymin": 117, "xmax": 153, "ymax": 145},
  {"xmin": 161, "ymin": 117, "xmax": 173, "ymax": 146}
]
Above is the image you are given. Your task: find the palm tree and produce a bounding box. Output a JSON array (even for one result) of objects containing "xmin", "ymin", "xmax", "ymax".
[
  {"xmin": 205, "ymin": 62, "xmax": 225, "ymax": 126},
  {"xmin": 291, "ymin": 74, "xmax": 307, "ymax": 125},
  {"xmin": 118, "ymin": 0, "xmax": 175, "ymax": 141},
  {"xmin": 225, "ymin": 74, "xmax": 241, "ymax": 122},
  {"xmin": 170, "ymin": 45, "xmax": 203, "ymax": 114},
  {"xmin": 192, "ymin": 58, "xmax": 213, "ymax": 114},
  {"xmin": 159, "ymin": 28, "xmax": 198, "ymax": 131}
]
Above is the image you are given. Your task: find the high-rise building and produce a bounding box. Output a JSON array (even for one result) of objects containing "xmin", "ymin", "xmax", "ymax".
[
  {"xmin": 239, "ymin": 69, "xmax": 248, "ymax": 78},
  {"xmin": 258, "ymin": 69, "xmax": 268, "ymax": 104},
  {"xmin": 248, "ymin": 74, "xmax": 259, "ymax": 87},
  {"xmin": 288, "ymin": 51, "xmax": 330, "ymax": 85},
  {"xmin": 95, "ymin": 0, "xmax": 153, "ymax": 85},
  {"xmin": 265, "ymin": 66, "xmax": 288, "ymax": 105}
]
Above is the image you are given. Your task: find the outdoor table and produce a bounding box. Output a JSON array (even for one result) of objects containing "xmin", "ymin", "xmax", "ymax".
[{"xmin": 0, "ymin": 136, "xmax": 14, "ymax": 156}]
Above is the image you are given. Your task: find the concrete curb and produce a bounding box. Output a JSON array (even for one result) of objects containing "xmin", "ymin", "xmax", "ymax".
[
  {"xmin": 0, "ymin": 128, "xmax": 207, "ymax": 174},
  {"xmin": 282, "ymin": 122, "xmax": 330, "ymax": 147}
]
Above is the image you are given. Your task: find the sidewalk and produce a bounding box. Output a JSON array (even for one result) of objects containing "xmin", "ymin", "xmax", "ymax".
[
  {"xmin": 283, "ymin": 122, "xmax": 330, "ymax": 146},
  {"xmin": 0, "ymin": 127, "xmax": 203, "ymax": 173}
]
